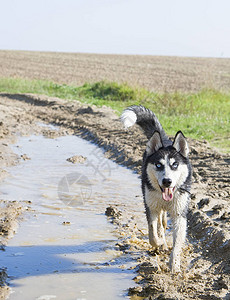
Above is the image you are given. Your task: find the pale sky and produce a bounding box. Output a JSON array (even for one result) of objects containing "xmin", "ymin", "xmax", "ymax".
[{"xmin": 1, "ymin": 0, "xmax": 230, "ymax": 57}]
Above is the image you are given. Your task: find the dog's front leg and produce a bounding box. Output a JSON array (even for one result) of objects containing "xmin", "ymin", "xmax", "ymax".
[
  {"xmin": 148, "ymin": 212, "xmax": 162, "ymax": 249},
  {"xmin": 158, "ymin": 211, "xmax": 168, "ymax": 250},
  {"xmin": 170, "ymin": 215, "xmax": 187, "ymax": 273}
]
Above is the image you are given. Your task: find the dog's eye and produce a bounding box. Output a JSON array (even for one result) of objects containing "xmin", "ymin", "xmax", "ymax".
[
  {"xmin": 156, "ymin": 163, "xmax": 163, "ymax": 169},
  {"xmin": 172, "ymin": 162, "xmax": 179, "ymax": 169}
]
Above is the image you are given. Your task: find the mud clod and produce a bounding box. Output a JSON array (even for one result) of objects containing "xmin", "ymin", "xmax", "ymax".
[
  {"xmin": 105, "ymin": 206, "xmax": 122, "ymax": 219},
  {"xmin": 66, "ymin": 155, "xmax": 87, "ymax": 164},
  {"xmin": 0, "ymin": 269, "xmax": 7, "ymax": 287},
  {"xmin": 20, "ymin": 154, "xmax": 31, "ymax": 160},
  {"xmin": 197, "ymin": 198, "xmax": 210, "ymax": 209}
]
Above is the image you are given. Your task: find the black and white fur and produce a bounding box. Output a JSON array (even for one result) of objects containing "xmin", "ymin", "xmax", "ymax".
[{"xmin": 121, "ymin": 105, "xmax": 192, "ymax": 273}]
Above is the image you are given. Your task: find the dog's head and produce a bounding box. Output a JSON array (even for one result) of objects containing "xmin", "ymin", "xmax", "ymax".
[{"xmin": 146, "ymin": 131, "xmax": 190, "ymax": 201}]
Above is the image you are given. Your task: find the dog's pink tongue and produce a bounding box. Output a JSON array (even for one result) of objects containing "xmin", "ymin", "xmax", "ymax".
[{"xmin": 162, "ymin": 188, "xmax": 174, "ymax": 201}]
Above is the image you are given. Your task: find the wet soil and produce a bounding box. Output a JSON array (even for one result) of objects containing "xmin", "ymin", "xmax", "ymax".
[{"xmin": 0, "ymin": 93, "xmax": 229, "ymax": 299}]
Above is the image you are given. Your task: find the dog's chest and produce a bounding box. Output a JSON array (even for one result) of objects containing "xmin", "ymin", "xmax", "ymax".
[
  {"xmin": 145, "ymin": 187, "xmax": 172, "ymax": 210},
  {"xmin": 144, "ymin": 186, "xmax": 187, "ymax": 216}
]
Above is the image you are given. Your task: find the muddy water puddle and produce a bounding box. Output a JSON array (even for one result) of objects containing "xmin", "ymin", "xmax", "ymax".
[{"xmin": 0, "ymin": 132, "xmax": 143, "ymax": 300}]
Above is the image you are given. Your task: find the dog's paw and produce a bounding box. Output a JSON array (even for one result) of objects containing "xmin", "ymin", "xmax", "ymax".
[
  {"xmin": 149, "ymin": 237, "xmax": 164, "ymax": 249},
  {"xmin": 170, "ymin": 262, "xmax": 181, "ymax": 274},
  {"xmin": 162, "ymin": 242, "xmax": 168, "ymax": 251},
  {"xmin": 169, "ymin": 254, "xmax": 181, "ymax": 274}
]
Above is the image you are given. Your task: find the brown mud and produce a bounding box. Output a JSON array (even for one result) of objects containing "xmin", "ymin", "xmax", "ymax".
[{"xmin": 0, "ymin": 93, "xmax": 229, "ymax": 299}]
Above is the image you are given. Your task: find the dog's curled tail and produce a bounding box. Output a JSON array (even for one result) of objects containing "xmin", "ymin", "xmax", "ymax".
[{"xmin": 121, "ymin": 105, "xmax": 169, "ymax": 142}]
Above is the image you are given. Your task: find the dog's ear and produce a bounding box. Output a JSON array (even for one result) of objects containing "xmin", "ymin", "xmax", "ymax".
[
  {"xmin": 173, "ymin": 131, "xmax": 189, "ymax": 157},
  {"xmin": 146, "ymin": 131, "xmax": 163, "ymax": 155}
]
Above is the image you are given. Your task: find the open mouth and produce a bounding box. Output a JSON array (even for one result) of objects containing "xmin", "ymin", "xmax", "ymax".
[{"xmin": 161, "ymin": 187, "xmax": 175, "ymax": 201}]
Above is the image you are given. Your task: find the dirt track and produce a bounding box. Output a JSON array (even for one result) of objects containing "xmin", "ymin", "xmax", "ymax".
[
  {"xmin": 1, "ymin": 50, "xmax": 230, "ymax": 92},
  {"xmin": 0, "ymin": 93, "xmax": 229, "ymax": 299}
]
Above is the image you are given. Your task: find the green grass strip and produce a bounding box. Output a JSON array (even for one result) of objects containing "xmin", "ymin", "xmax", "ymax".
[{"xmin": 0, "ymin": 78, "xmax": 229, "ymax": 152}]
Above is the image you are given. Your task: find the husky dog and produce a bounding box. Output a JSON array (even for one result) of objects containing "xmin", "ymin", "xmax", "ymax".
[{"xmin": 121, "ymin": 105, "xmax": 192, "ymax": 273}]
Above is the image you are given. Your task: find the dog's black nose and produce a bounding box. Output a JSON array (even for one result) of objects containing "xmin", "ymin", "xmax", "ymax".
[{"xmin": 162, "ymin": 178, "xmax": 172, "ymax": 187}]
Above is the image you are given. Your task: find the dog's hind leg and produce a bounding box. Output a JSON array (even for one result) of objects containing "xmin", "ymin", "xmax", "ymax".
[{"xmin": 169, "ymin": 215, "xmax": 187, "ymax": 273}]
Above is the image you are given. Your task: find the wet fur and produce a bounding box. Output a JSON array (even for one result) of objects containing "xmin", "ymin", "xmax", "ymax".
[{"xmin": 121, "ymin": 105, "xmax": 192, "ymax": 273}]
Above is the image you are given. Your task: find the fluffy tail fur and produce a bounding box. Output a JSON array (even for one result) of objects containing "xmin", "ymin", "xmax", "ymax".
[{"xmin": 121, "ymin": 105, "xmax": 171, "ymax": 146}]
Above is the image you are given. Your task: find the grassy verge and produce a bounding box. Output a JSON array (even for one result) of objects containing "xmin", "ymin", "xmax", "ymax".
[{"xmin": 0, "ymin": 78, "xmax": 229, "ymax": 152}]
